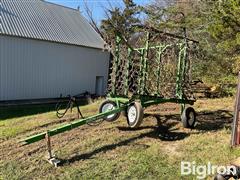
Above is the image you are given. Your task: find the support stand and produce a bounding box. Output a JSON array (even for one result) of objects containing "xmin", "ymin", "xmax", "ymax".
[
  {"xmin": 45, "ymin": 132, "xmax": 61, "ymax": 167},
  {"xmin": 231, "ymin": 72, "xmax": 240, "ymax": 146}
]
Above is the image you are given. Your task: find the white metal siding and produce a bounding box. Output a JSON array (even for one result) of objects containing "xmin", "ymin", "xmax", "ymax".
[{"xmin": 0, "ymin": 35, "xmax": 110, "ymax": 100}]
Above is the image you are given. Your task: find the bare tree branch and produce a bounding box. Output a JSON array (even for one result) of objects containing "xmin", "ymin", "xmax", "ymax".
[{"xmin": 83, "ymin": 0, "xmax": 104, "ymax": 38}]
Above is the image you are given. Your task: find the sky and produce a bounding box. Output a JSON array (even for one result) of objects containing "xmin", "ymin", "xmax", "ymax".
[{"xmin": 47, "ymin": 0, "xmax": 150, "ymax": 24}]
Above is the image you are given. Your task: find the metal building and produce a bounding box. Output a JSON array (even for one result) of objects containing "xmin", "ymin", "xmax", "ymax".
[{"xmin": 0, "ymin": 0, "xmax": 110, "ymax": 101}]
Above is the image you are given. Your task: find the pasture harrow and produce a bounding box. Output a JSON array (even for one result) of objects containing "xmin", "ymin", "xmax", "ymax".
[{"xmin": 20, "ymin": 27, "xmax": 198, "ymax": 166}]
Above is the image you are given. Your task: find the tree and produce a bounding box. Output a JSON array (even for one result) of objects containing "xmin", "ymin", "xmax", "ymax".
[
  {"xmin": 100, "ymin": 0, "xmax": 141, "ymax": 46},
  {"xmin": 147, "ymin": 0, "xmax": 239, "ymax": 82},
  {"xmin": 83, "ymin": 0, "xmax": 103, "ymax": 38},
  {"xmin": 199, "ymin": 0, "xmax": 240, "ymax": 83},
  {"xmin": 206, "ymin": 0, "xmax": 240, "ymax": 54}
]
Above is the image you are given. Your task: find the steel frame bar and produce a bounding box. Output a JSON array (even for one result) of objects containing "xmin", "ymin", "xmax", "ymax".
[
  {"xmin": 134, "ymin": 45, "xmax": 171, "ymax": 51},
  {"xmin": 111, "ymin": 35, "xmax": 122, "ymax": 95},
  {"xmin": 124, "ymin": 48, "xmax": 132, "ymax": 96},
  {"xmin": 133, "ymin": 24, "xmax": 199, "ymax": 43},
  {"xmin": 141, "ymin": 98, "xmax": 194, "ymax": 108},
  {"xmin": 113, "ymin": 32, "xmax": 189, "ymax": 97},
  {"xmin": 175, "ymin": 42, "xmax": 188, "ymax": 113},
  {"xmin": 176, "ymin": 43, "xmax": 187, "ymax": 99},
  {"xmin": 156, "ymin": 46, "xmax": 163, "ymax": 96},
  {"xmin": 141, "ymin": 32, "xmax": 150, "ymax": 94},
  {"xmin": 21, "ymin": 92, "xmax": 195, "ymax": 146},
  {"xmin": 20, "ymin": 105, "xmax": 127, "ymax": 145},
  {"xmin": 138, "ymin": 49, "xmax": 145, "ymax": 95}
]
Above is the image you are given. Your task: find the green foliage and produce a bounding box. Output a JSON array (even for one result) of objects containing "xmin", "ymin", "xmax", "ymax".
[
  {"xmin": 100, "ymin": 0, "xmax": 141, "ymax": 45},
  {"xmin": 148, "ymin": 0, "xmax": 240, "ymax": 86},
  {"xmin": 197, "ymin": 0, "xmax": 240, "ymax": 86},
  {"xmin": 206, "ymin": 0, "xmax": 240, "ymax": 53}
]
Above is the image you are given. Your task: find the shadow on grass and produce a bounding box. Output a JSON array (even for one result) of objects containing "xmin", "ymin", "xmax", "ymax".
[
  {"xmin": 0, "ymin": 104, "xmax": 56, "ymax": 121},
  {"xmin": 144, "ymin": 109, "xmax": 233, "ymax": 132},
  {"xmin": 61, "ymin": 109, "xmax": 233, "ymax": 165},
  {"xmin": 61, "ymin": 118, "xmax": 189, "ymax": 165},
  {"xmin": 117, "ymin": 124, "xmax": 188, "ymax": 141},
  {"xmin": 0, "ymin": 99, "xmax": 89, "ymax": 121},
  {"xmin": 195, "ymin": 110, "xmax": 233, "ymax": 131}
]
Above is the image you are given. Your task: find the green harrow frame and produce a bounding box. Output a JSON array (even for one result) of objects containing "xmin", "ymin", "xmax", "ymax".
[
  {"xmin": 21, "ymin": 97, "xmax": 194, "ymax": 145},
  {"xmin": 20, "ymin": 28, "xmax": 198, "ymax": 166}
]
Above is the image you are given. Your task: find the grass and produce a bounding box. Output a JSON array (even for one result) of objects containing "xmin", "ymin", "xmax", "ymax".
[
  {"xmin": 0, "ymin": 102, "xmax": 100, "ymax": 139},
  {"xmin": 0, "ymin": 97, "xmax": 240, "ymax": 179}
]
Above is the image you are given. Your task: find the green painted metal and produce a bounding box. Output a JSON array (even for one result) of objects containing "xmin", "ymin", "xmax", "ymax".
[
  {"xmin": 141, "ymin": 97, "xmax": 194, "ymax": 108},
  {"xmin": 111, "ymin": 32, "xmax": 191, "ymax": 98},
  {"xmin": 134, "ymin": 45, "xmax": 166, "ymax": 51},
  {"xmin": 108, "ymin": 97, "xmax": 130, "ymax": 107},
  {"xmin": 124, "ymin": 48, "xmax": 132, "ymax": 96},
  {"xmin": 141, "ymin": 32, "xmax": 150, "ymax": 94},
  {"xmin": 176, "ymin": 43, "xmax": 187, "ymax": 99},
  {"xmin": 156, "ymin": 46, "xmax": 163, "ymax": 96},
  {"xmin": 20, "ymin": 94, "xmax": 195, "ymax": 146},
  {"xmin": 20, "ymin": 106, "xmax": 127, "ymax": 145},
  {"xmin": 138, "ymin": 48, "xmax": 145, "ymax": 95},
  {"xmin": 175, "ymin": 42, "xmax": 188, "ymax": 114},
  {"xmin": 110, "ymin": 95, "xmax": 195, "ymax": 110},
  {"xmin": 111, "ymin": 35, "xmax": 122, "ymax": 95}
]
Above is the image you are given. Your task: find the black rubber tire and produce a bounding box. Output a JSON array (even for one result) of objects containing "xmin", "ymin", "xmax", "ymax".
[
  {"xmin": 99, "ymin": 100, "xmax": 120, "ymax": 122},
  {"xmin": 181, "ymin": 107, "xmax": 196, "ymax": 128},
  {"xmin": 127, "ymin": 102, "xmax": 144, "ymax": 128}
]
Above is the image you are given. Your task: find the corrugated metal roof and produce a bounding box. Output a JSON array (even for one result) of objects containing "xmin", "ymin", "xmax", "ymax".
[{"xmin": 0, "ymin": 0, "xmax": 105, "ymax": 49}]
